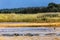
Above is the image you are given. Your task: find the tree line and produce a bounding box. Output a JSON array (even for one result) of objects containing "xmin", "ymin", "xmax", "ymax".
[{"xmin": 0, "ymin": 2, "xmax": 60, "ymax": 14}]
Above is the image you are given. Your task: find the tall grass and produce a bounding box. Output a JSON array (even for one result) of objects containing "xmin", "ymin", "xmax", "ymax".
[{"xmin": 0, "ymin": 13, "xmax": 60, "ymax": 22}]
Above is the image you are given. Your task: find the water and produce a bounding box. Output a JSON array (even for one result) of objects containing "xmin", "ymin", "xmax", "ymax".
[
  {"xmin": 0, "ymin": 27, "xmax": 59, "ymax": 40},
  {"xmin": 0, "ymin": 27, "xmax": 54, "ymax": 33},
  {"xmin": 0, "ymin": 27, "xmax": 59, "ymax": 36}
]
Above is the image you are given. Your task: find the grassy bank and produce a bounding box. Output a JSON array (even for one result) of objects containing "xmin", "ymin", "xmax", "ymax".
[{"xmin": 0, "ymin": 12, "xmax": 60, "ymax": 22}]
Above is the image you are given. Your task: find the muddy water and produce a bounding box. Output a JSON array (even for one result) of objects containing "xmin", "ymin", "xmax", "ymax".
[{"xmin": 0, "ymin": 27, "xmax": 59, "ymax": 40}]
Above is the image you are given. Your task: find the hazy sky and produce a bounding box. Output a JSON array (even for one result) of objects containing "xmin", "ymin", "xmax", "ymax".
[{"xmin": 0, "ymin": 0, "xmax": 60, "ymax": 9}]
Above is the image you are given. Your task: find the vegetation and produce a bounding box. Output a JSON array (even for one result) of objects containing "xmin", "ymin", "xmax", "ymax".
[
  {"xmin": 0, "ymin": 13, "xmax": 59, "ymax": 22},
  {"xmin": 0, "ymin": 2, "xmax": 60, "ymax": 13},
  {"xmin": 0, "ymin": 2, "xmax": 60, "ymax": 23}
]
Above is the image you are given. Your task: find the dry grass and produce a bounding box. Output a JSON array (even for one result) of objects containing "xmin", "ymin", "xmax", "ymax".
[
  {"xmin": 0, "ymin": 13, "xmax": 60, "ymax": 27},
  {"xmin": 0, "ymin": 12, "xmax": 60, "ymax": 22}
]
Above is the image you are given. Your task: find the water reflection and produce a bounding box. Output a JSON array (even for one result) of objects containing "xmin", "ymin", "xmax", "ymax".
[{"xmin": 0, "ymin": 27, "xmax": 59, "ymax": 36}]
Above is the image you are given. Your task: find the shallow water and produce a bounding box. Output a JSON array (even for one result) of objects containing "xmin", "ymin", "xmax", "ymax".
[
  {"xmin": 0, "ymin": 27, "xmax": 54, "ymax": 34},
  {"xmin": 0, "ymin": 27, "xmax": 59, "ymax": 36}
]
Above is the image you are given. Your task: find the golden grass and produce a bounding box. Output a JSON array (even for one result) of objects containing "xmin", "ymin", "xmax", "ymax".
[
  {"xmin": 0, "ymin": 13, "xmax": 60, "ymax": 27},
  {"xmin": 0, "ymin": 12, "xmax": 60, "ymax": 22}
]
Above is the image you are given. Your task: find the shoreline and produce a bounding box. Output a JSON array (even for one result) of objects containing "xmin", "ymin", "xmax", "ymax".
[{"xmin": 0, "ymin": 22, "xmax": 60, "ymax": 27}]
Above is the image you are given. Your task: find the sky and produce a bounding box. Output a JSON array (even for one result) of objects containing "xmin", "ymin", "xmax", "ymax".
[{"xmin": 0, "ymin": 0, "xmax": 60, "ymax": 9}]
